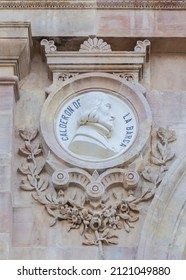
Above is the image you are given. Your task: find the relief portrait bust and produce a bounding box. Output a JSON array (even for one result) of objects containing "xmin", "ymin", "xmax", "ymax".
[
  {"xmin": 68, "ymin": 92, "xmax": 118, "ymax": 159},
  {"xmin": 55, "ymin": 90, "xmax": 137, "ymax": 163},
  {"xmin": 41, "ymin": 74, "xmax": 150, "ymax": 169}
]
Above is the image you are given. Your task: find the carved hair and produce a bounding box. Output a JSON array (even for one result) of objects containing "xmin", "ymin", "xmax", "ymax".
[{"xmin": 78, "ymin": 92, "xmax": 112, "ymax": 129}]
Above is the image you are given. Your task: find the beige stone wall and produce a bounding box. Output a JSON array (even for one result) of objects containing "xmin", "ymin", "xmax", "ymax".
[
  {"xmin": 0, "ymin": 9, "xmax": 186, "ymax": 37},
  {"xmin": 151, "ymin": 54, "xmax": 186, "ymax": 91},
  {"xmin": 1, "ymin": 6, "xmax": 186, "ymax": 259}
]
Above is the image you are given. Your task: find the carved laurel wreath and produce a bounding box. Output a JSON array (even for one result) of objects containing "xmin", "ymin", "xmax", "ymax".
[{"xmin": 18, "ymin": 127, "xmax": 176, "ymax": 259}]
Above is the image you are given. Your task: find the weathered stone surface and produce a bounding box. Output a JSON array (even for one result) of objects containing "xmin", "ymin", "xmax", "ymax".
[
  {"xmin": 0, "ymin": 233, "xmax": 9, "ymax": 260},
  {"xmin": 150, "ymin": 54, "xmax": 186, "ymax": 91},
  {"xmin": 1, "ymin": 10, "xmax": 186, "ymax": 37},
  {"xmin": 1, "ymin": 6, "xmax": 186, "ymax": 259},
  {"xmin": 146, "ymin": 90, "xmax": 186, "ymax": 128},
  {"xmin": 0, "ymin": 193, "xmax": 12, "ymax": 232}
]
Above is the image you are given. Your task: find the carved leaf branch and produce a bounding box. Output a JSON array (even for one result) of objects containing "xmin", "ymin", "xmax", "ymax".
[
  {"xmin": 151, "ymin": 127, "xmax": 176, "ymax": 166},
  {"xmin": 18, "ymin": 128, "xmax": 49, "ymax": 193},
  {"xmin": 142, "ymin": 127, "xmax": 176, "ymax": 191}
]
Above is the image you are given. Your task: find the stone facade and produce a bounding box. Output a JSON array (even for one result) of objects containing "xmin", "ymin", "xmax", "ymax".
[{"xmin": 0, "ymin": 3, "xmax": 186, "ymax": 260}]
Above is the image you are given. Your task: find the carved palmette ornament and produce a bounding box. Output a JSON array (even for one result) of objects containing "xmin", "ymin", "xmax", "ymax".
[
  {"xmin": 79, "ymin": 37, "xmax": 112, "ymax": 52},
  {"xmin": 18, "ymin": 127, "xmax": 176, "ymax": 259}
]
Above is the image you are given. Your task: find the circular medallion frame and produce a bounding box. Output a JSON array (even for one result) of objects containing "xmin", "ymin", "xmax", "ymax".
[{"xmin": 40, "ymin": 73, "xmax": 152, "ymax": 170}]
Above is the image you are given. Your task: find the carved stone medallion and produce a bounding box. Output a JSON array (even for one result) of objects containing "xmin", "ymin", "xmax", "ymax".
[{"xmin": 40, "ymin": 72, "xmax": 152, "ymax": 169}]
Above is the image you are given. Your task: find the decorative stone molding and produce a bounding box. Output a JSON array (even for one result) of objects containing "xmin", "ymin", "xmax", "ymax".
[
  {"xmin": 79, "ymin": 37, "xmax": 112, "ymax": 52},
  {"xmin": 45, "ymin": 72, "xmax": 80, "ymax": 95},
  {"xmin": 1, "ymin": 1, "xmax": 186, "ymax": 10},
  {"xmin": 134, "ymin": 40, "xmax": 151, "ymax": 52},
  {"xmin": 57, "ymin": 72, "xmax": 79, "ymax": 82},
  {"xmin": 113, "ymin": 73, "xmax": 136, "ymax": 82},
  {"xmin": 134, "ymin": 40, "xmax": 150, "ymax": 62},
  {"xmin": 40, "ymin": 39, "xmax": 57, "ymax": 61},
  {"xmin": 41, "ymin": 37, "xmax": 150, "ymax": 82}
]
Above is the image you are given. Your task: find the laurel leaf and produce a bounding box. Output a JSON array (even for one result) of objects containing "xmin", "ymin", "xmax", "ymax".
[
  {"xmin": 119, "ymin": 213, "xmax": 130, "ymax": 220},
  {"xmin": 164, "ymin": 149, "xmax": 175, "ymax": 162},
  {"xmin": 157, "ymin": 142, "xmax": 165, "ymax": 157},
  {"xmin": 108, "ymin": 239, "xmax": 118, "ymax": 245},
  {"xmin": 32, "ymin": 193, "xmax": 47, "ymax": 204},
  {"xmin": 141, "ymin": 190, "xmax": 155, "ymax": 201},
  {"xmin": 49, "ymin": 218, "xmax": 57, "ymax": 227},
  {"xmin": 33, "ymin": 148, "xmax": 42, "ymax": 156},
  {"xmin": 19, "ymin": 130, "xmax": 28, "ymax": 141},
  {"xmin": 84, "ymin": 233, "xmax": 94, "ymax": 240},
  {"xmin": 27, "ymin": 174, "xmax": 36, "ymax": 187},
  {"xmin": 35, "ymin": 161, "xmax": 45, "ymax": 175},
  {"xmin": 82, "ymin": 240, "xmax": 95, "ymax": 246},
  {"xmin": 29, "ymin": 129, "xmax": 38, "ymax": 141},
  {"xmin": 37, "ymin": 177, "xmax": 48, "ymax": 192},
  {"xmin": 151, "ymin": 156, "xmax": 163, "ymax": 166},
  {"xmin": 129, "ymin": 215, "xmax": 139, "ymax": 222},
  {"xmin": 19, "ymin": 147, "xmax": 30, "ymax": 156},
  {"xmin": 25, "ymin": 141, "xmax": 32, "ymax": 152},
  {"xmin": 101, "ymin": 228, "xmax": 109, "ymax": 238},
  {"xmin": 18, "ymin": 164, "xmax": 30, "ymax": 175},
  {"xmin": 123, "ymin": 222, "xmax": 130, "ymax": 232},
  {"xmin": 20, "ymin": 183, "xmax": 35, "ymax": 191},
  {"xmin": 128, "ymin": 203, "xmax": 139, "ymax": 212},
  {"xmin": 45, "ymin": 206, "xmax": 57, "ymax": 218}
]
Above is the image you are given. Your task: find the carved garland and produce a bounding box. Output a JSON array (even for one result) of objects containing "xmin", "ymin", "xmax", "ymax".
[{"xmin": 18, "ymin": 127, "xmax": 176, "ymax": 259}]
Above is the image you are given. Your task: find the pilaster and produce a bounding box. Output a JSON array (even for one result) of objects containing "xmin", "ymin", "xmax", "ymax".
[{"xmin": 0, "ymin": 76, "xmax": 19, "ymax": 259}]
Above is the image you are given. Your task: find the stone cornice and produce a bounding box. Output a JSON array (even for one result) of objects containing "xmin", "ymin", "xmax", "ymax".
[
  {"xmin": 0, "ymin": 1, "xmax": 186, "ymax": 10},
  {"xmin": 41, "ymin": 38, "xmax": 150, "ymax": 84},
  {"xmin": 0, "ymin": 22, "xmax": 32, "ymax": 80}
]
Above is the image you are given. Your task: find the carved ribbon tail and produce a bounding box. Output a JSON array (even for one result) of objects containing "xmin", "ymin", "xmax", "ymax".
[{"xmin": 95, "ymin": 230, "xmax": 104, "ymax": 260}]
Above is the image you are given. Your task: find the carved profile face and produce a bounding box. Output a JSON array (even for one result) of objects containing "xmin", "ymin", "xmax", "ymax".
[
  {"xmin": 97, "ymin": 101, "xmax": 115, "ymax": 131},
  {"xmin": 78, "ymin": 92, "xmax": 115, "ymax": 133}
]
